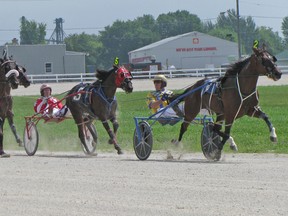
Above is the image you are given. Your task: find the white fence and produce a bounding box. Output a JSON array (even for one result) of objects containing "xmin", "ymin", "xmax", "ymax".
[{"xmin": 27, "ymin": 66, "xmax": 288, "ymax": 84}]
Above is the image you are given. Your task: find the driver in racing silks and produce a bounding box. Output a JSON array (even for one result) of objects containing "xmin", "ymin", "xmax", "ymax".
[
  {"xmin": 146, "ymin": 74, "xmax": 184, "ymax": 118},
  {"xmin": 34, "ymin": 84, "xmax": 70, "ymax": 118}
]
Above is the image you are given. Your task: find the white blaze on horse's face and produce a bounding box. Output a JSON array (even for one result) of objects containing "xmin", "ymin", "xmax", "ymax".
[{"xmin": 115, "ymin": 66, "xmax": 133, "ymax": 93}]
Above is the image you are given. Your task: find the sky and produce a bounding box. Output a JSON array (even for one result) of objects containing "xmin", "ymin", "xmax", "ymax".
[{"xmin": 0, "ymin": 0, "xmax": 287, "ymax": 45}]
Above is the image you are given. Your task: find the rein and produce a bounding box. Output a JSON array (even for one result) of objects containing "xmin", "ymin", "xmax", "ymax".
[{"xmin": 0, "ymin": 60, "xmax": 15, "ymax": 67}]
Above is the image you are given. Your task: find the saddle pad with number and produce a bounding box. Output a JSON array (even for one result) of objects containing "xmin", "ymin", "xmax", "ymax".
[{"xmin": 72, "ymin": 83, "xmax": 92, "ymax": 107}]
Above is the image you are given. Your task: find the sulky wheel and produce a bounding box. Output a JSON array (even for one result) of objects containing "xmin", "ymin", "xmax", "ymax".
[
  {"xmin": 201, "ymin": 122, "xmax": 222, "ymax": 161},
  {"xmin": 133, "ymin": 121, "xmax": 153, "ymax": 160},
  {"xmin": 23, "ymin": 122, "xmax": 39, "ymax": 156},
  {"xmin": 81, "ymin": 123, "xmax": 97, "ymax": 155}
]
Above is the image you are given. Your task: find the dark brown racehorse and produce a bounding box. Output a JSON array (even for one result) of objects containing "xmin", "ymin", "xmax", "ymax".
[
  {"xmin": 7, "ymin": 64, "xmax": 31, "ymax": 146},
  {"xmin": 0, "ymin": 57, "xmax": 29, "ymax": 157},
  {"xmin": 66, "ymin": 66, "xmax": 133, "ymax": 155},
  {"xmin": 173, "ymin": 46, "xmax": 282, "ymax": 160}
]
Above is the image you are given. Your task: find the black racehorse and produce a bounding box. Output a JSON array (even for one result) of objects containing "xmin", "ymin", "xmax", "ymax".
[
  {"xmin": 66, "ymin": 65, "xmax": 133, "ymax": 155},
  {"xmin": 0, "ymin": 56, "xmax": 30, "ymax": 157},
  {"xmin": 172, "ymin": 46, "xmax": 282, "ymax": 160}
]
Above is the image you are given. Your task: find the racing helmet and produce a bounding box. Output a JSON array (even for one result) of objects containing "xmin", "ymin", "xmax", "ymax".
[
  {"xmin": 40, "ymin": 84, "xmax": 52, "ymax": 96},
  {"xmin": 153, "ymin": 74, "xmax": 167, "ymax": 87}
]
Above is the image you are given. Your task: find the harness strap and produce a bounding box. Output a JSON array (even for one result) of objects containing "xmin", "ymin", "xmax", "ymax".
[{"xmin": 232, "ymin": 75, "xmax": 257, "ymax": 123}]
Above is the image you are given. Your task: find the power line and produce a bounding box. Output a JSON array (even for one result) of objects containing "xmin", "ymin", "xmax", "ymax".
[{"xmin": 0, "ymin": 27, "xmax": 105, "ymax": 32}]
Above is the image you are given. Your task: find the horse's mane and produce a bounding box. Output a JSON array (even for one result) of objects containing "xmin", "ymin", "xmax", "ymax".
[
  {"xmin": 95, "ymin": 68, "xmax": 115, "ymax": 82},
  {"xmin": 224, "ymin": 56, "xmax": 251, "ymax": 77}
]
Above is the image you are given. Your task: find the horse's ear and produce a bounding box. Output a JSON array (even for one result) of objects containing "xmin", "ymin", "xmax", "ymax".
[
  {"xmin": 252, "ymin": 47, "xmax": 260, "ymax": 56},
  {"xmin": 2, "ymin": 49, "xmax": 7, "ymax": 59},
  {"xmin": 113, "ymin": 65, "xmax": 119, "ymax": 72}
]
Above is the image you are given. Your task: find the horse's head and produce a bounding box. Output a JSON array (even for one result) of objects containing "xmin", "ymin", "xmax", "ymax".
[
  {"xmin": 252, "ymin": 47, "xmax": 282, "ymax": 81},
  {"xmin": 115, "ymin": 66, "xmax": 133, "ymax": 93},
  {"xmin": 16, "ymin": 65, "xmax": 31, "ymax": 88},
  {"xmin": 0, "ymin": 58, "xmax": 19, "ymax": 89}
]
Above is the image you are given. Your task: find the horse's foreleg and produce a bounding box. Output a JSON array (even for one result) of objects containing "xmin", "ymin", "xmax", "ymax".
[
  {"xmin": 248, "ymin": 106, "xmax": 277, "ymax": 142},
  {"xmin": 77, "ymin": 124, "xmax": 86, "ymax": 147},
  {"xmin": 0, "ymin": 118, "xmax": 9, "ymax": 157},
  {"xmin": 7, "ymin": 111, "xmax": 22, "ymax": 146},
  {"xmin": 0, "ymin": 119, "xmax": 3, "ymax": 154},
  {"xmin": 215, "ymin": 124, "xmax": 231, "ymax": 151},
  {"xmin": 102, "ymin": 120, "xmax": 123, "ymax": 155},
  {"xmin": 214, "ymin": 114, "xmax": 238, "ymax": 151},
  {"xmin": 108, "ymin": 117, "xmax": 119, "ymax": 144}
]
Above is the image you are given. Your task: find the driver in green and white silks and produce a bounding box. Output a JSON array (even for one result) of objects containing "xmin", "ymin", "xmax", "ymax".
[{"xmin": 146, "ymin": 74, "xmax": 184, "ymax": 118}]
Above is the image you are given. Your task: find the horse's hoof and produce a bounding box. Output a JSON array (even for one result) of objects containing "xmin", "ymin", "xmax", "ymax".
[
  {"xmin": 209, "ymin": 149, "xmax": 221, "ymax": 161},
  {"xmin": 18, "ymin": 140, "xmax": 24, "ymax": 147},
  {"xmin": 117, "ymin": 150, "xmax": 123, "ymax": 155},
  {"xmin": 230, "ymin": 145, "xmax": 238, "ymax": 152},
  {"xmin": 0, "ymin": 151, "xmax": 10, "ymax": 158},
  {"xmin": 166, "ymin": 150, "xmax": 174, "ymax": 160},
  {"xmin": 171, "ymin": 139, "xmax": 180, "ymax": 146},
  {"xmin": 90, "ymin": 152, "xmax": 98, "ymax": 156},
  {"xmin": 270, "ymin": 136, "xmax": 277, "ymax": 143}
]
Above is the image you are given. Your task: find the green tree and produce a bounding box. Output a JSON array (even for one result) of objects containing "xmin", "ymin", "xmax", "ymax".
[
  {"xmin": 257, "ymin": 27, "xmax": 284, "ymax": 54},
  {"xmin": 216, "ymin": 10, "xmax": 258, "ymax": 55},
  {"xmin": 202, "ymin": 20, "xmax": 215, "ymax": 33},
  {"xmin": 19, "ymin": 16, "xmax": 46, "ymax": 44},
  {"xmin": 156, "ymin": 10, "xmax": 202, "ymax": 39},
  {"xmin": 98, "ymin": 16, "xmax": 160, "ymax": 68},
  {"xmin": 281, "ymin": 16, "xmax": 288, "ymax": 47},
  {"xmin": 208, "ymin": 27, "xmax": 238, "ymax": 42},
  {"xmin": 64, "ymin": 33, "xmax": 103, "ymax": 69}
]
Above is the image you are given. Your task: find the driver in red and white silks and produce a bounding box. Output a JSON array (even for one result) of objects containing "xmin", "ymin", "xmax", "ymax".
[
  {"xmin": 146, "ymin": 74, "xmax": 184, "ymax": 118},
  {"xmin": 34, "ymin": 84, "xmax": 69, "ymax": 118}
]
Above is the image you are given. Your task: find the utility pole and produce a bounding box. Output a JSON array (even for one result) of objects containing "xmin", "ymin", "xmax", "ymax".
[{"xmin": 236, "ymin": 0, "xmax": 241, "ymax": 60}]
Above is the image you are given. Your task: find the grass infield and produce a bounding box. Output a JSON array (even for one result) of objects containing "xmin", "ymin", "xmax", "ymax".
[{"xmin": 5, "ymin": 85, "xmax": 288, "ymax": 154}]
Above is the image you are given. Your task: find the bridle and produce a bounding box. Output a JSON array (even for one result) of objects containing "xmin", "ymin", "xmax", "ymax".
[
  {"xmin": 115, "ymin": 66, "xmax": 133, "ymax": 92},
  {"xmin": 0, "ymin": 59, "xmax": 19, "ymax": 87},
  {"xmin": 256, "ymin": 50, "xmax": 279, "ymax": 79}
]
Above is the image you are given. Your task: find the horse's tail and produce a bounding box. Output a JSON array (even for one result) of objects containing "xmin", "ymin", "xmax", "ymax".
[{"xmin": 168, "ymin": 78, "xmax": 207, "ymax": 104}]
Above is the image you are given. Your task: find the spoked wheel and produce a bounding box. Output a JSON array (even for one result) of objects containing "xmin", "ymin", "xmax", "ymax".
[
  {"xmin": 23, "ymin": 122, "xmax": 39, "ymax": 156},
  {"xmin": 81, "ymin": 123, "xmax": 97, "ymax": 155},
  {"xmin": 133, "ymin": 121, "xmax": 153, "ymax": 160},
  {"xmin": 201, "ymin": 122, "xmax": 222, "ymax": 161}
]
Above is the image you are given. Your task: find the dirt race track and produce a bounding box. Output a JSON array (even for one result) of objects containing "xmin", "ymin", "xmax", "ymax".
[
  {"xmin": 1, "ymin": 151, "xmax": 288, "ymax": 216},
  {"xmin": 2, "ymin": 76, "xmax": 288, "ymax": 216}
]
